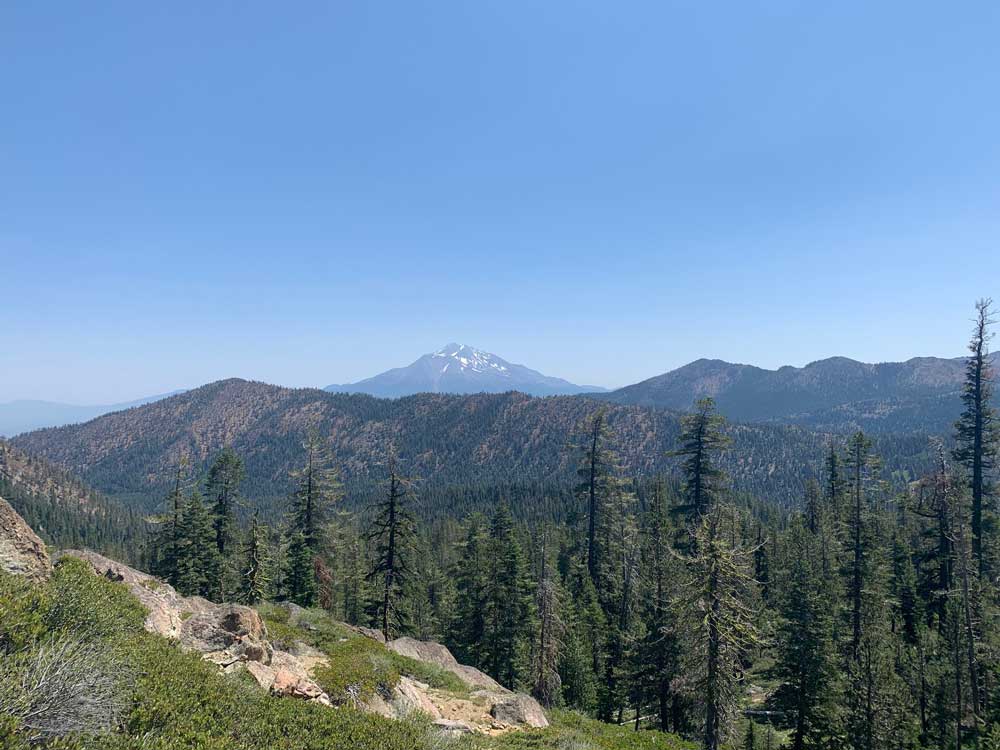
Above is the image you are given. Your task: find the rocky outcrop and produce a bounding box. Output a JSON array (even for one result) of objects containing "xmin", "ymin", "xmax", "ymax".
[
  {"xmin": 488, "ymin": 692, "xmax": 549, "ymax": 728},
  {"xmin": 52, "ymin": 545, "xmax": 546, "ymax": 733},
  {"xmin": 385, "ymin": 636, "xmax": 548, "ymax": 729},
  {"xmin": 387, "ymin": 636, "xmax": 505, "ymax": 691},
  {"xmin": 0, "ymin": 495, "xmax": 51, "ymax": 581},
  {"xmin": 61, "ymin": 549, "xmax": 330, "ymax": 706}
]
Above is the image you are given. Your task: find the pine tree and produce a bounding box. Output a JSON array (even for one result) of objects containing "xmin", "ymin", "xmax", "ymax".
[
  {"xmin": 285, "ymin": 530, "xmax": 317, "ymax": 606},
  {"xmin": 206, "ymin": 447, "xmax": 244, "ymax": 557},
  {"xmin": 450, "ymin": 514, "xmax": 490, "ymax": 665},
  {"xmin": 638, "ymin": 480, "xmax": 681, "ymax": 732},
  {"xmin": 776, "ymin": 518, "xmax": 842, "ymax": 749},
  {"xmin": 239, "ymin": 511, "xmax": 270, "ymax": 605},
  {"xmin": 953, "ymin": 298, "xmax": 998, "ymax": 577},
  {"xmin": 559, "ymin": 558, "xmax": 604, "ymax": 712},
  {"xmin": 289, "ymin": 428, "xmax": 341, "ymax": 552},
  {"xmin": 482, "ymin": 504, "xmax": 535, "ymax": 689},
  {"xmin": 341, "ymin": 532, "xmax": 371, "ymax": 626},
  {"xmin": 152, "ymin": 455, "xmax": 190, "ymax": 585},
  {"xmin": 675, "ymin": 507, "xmax": 761, "ymax": 750},
  {"xmin": 844, "ymin": 431, "xmax": 881, "ymax": 660},
  {"xmin": 532, "ymin": 530, "xmax": 565, "ymax": 707},
  {"xmin": 670, "ymin": 398, "xmax": 731, "ymax": 528},
  {"xmin": 596, "ymin": 481, "xmax": 641, "ymax": 722},
  {"xmin": 574, "ymin": 409, "xmax": 618, "ymax": 585},
  {"xmin": 367, "ymin": 455, "xmax": 415, "ymax": 641},
  {"xmin": 174, "ymin": 489, "xmax": 221, "ymax": 598},
  {"xmin": 825, "ymin": 441, "xmax": 846, "ymax": 523}
]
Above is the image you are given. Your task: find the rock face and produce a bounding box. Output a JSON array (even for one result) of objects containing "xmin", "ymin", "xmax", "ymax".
[
  {"xmin": 385, "ymin": 636, "xmax": 548, "ymax": 729},
  {"xmin": 0, "ymin": 495, "xmax": 52, "ymax": 581},
  {"xmin": 387, "ymin": 636, "xmax": 505, "ymax": 691},
  {"xmin": 62, "ymin": 549, "xmax": 330, "ymax": 706}
]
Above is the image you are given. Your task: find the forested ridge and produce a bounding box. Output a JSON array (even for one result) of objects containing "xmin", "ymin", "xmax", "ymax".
[
  {"xmin": 597, "ymin": 353, "xmax": 1000, "ymax": 434},
  {"xmin": 12, "ymin": 382, "xmax": 939, "ymax": 517},
  {"xmin": 0, "ymin": 440, "xmax": 145, "ymax": 561}
]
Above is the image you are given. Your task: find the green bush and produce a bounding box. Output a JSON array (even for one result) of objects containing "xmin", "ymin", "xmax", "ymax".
[
  {"xmin": 312, "ymin": 634, "xmax": 401, "ymax": 703},
  {"xmin": 45, "ymin": 557, "xmax": 146, "ymax": 641},
  {"xmin": 483, "ymin": 710, "xmax": 697, "ymax": 750},
  {"xmin": 0, "ymin": 571, "xmax": 50, "ymax": 653}
]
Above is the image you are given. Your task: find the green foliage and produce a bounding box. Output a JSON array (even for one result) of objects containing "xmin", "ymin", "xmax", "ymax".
[
  {"xmin": 0, "ymin": 572, "xmax": 49, "ymax": 653},
  {"xmin": 205, "ymin": 447, "xmax": 245, "ymax": 558},
  {"xmin": 173, "ymin": 490, "xmax": 222, "ymax": 598},
  {"xmin": 478, "ymin": 505, "xmax": 536, "ymax": 690},
  {"xmin": 285, "ymin": 530, "xmax": 317, "ymax": 606},
  {"xmin": 45, "ymin": 557, "xmax": 146, "ymax": 640},
  {"xmin": 259, "ymin": 603, "xmax": 467, "ymax": 700},
  {"xmin": 668, "ymin": 397, "xmax": 731, "ymax": 523},
  {"xmin": 480, "ymin": 709, "xmax": 696, "ymax": 749}
]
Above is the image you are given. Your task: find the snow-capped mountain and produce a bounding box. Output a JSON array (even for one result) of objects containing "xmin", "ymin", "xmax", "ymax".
[{"xmin": 325, "ymin": 343, "xmax": 606, "ymax": 398}]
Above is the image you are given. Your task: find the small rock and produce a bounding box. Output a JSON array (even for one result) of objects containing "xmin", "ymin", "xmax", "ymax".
[{"xmin": 433, "ymin": 719, "xmax": 476, "ymax": 734}]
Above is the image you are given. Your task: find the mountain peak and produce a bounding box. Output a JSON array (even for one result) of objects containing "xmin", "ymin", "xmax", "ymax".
[
  {"xmin": 326, "ymin": 345, "xmax": 602, "ymax": 398},
  {"xmin": 430, "ymin": 344, "xmax": 510, "ymax": 377}
]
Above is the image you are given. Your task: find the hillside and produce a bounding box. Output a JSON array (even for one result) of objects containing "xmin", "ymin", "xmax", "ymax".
[
  {"xmin": 12, "ymin": 379, "xmax": 935, "ymax": 514},
  {"xmin": 0, "ymin": 497, "xmax": 692, "ymax": 750},
  {"xmin": 0, "ymin": 439, "xmax": 145, "ymax": 560},
  {"xmin": 327, "ymin": 343, "xmax": 604, "ymax": 397},
  {"xmin": 595, "ymin": 353, "xmax": 999, "ymax": 433}
]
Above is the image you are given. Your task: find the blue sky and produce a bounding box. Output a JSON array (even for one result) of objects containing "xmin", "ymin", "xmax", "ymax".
[{"xmin": 2, "ymin": 1, "xmax": 999, "ymax": 403}]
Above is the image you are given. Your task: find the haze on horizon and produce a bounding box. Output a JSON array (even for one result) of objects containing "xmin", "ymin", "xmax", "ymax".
[{"xmin": 2, "ymin": 1, "xmax": 999, "ymax": 403}]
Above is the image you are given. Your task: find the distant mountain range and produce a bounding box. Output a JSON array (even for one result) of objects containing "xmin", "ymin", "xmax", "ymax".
[
  {"xmin": 6, "ymin": 349, "xmax": 995, "ymax": 440},
  {"xmin": 326, "ymin": 343, "xmax": 605, "ymax": 398},
  {"xmin": 596, "ymin": 353, "xmax": 1000, "ymax": 434},
  {"xmin": 11, "ymin": 379, "xmax": 937, "ymax": 516},
  {"xmin": 0, "ymin": 391, "xmax": 184, "ymax": 437}
]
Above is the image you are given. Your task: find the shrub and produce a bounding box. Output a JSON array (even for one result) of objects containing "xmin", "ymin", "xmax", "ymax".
[
  {"xmin": 44, "ymin": 557, "xmax": 146, "ymax": 641},
  {"xmin": 0, "ymin": 571, "xmax": 50, "ymax": 654},
  {"xmin": 0, "ymin": 636, "xmax": 130, "ymax": 744}
]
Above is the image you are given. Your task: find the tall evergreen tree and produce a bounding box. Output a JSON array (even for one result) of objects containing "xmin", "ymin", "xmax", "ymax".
[
  {"xmin": 289, "ymin": 428, "xmax": 342, "ymax": 552},
  {"xmin": 775, "ymin": 518, "xmax": 843, "ymax": 749},
  {"xmin": 239, "ymin": 511, "xmax": 270, "ymax": 605},
  {"xmin": 559, "ymin": 558, "xmax": 604, "ymax": 713},
  {"xmin": 573, "ymin": 409, "xmax": 618, "ymax": 585},
  {"xmin": 482, "ymin": 504, "xmax": 536, "ymax": 689},
  {"xmin": 825, "ymin": 441, "xmax": 846, "ymax": 523},
  {"xmin": 675, "ymin": 507, "xmax": 761, "ymax": 750},
  {"xmin": 670, "ymin": 398, "xmax": 731, "ymax": 527},
  {"xmin": 153, "ymin": 454, "xmax": 191, "ymax": 585},
  {"xmin": 367, "ymin": 454, "xmax": 415, "ymax": 641},
  {"xmin": 844, "ymin": 431, "xmax": 881, "ymax": 660},
  {"xmin": 285, "ymin": 530, "xmax": 317, "ymax": 606},
  {"xmin": 953, "ymin": 298, "xmax": 998, "ymax": 577},
  {"xmin": 174, "ymin": 489, "xmax": 221, "ymax": 598},
  {"xmin": 638, "ymin": 480, "xmax": 681, "ymax": 732},
  {"xmin": 532, "ymin": 531, "xmax": 565, "ymax": 707},
  {"xmin": 449, "ymin": 514, "xmax": 490, "ymax": 665},
  {"xmin": 206, "ymin": 447, "xmax": 245, "ymax": 557}
]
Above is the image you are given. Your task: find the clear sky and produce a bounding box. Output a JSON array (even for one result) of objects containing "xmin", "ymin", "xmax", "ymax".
[{"xmin": 2, "ymin": 2, "xmax": 999, "ymax": 403}]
